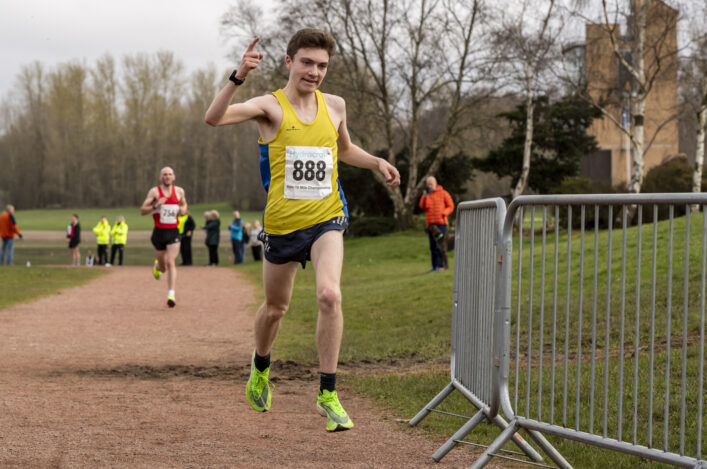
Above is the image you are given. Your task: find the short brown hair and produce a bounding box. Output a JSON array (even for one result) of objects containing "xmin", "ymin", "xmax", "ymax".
[{"xmin": 286, "ymin": 28, "xmax": 336, "ymax": 59}]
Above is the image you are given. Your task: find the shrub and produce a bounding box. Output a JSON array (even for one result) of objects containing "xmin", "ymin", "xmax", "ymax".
[
  {"xmin": 346, "ymin": 216, "xmax": 397, "ymax": 237},
  {"xmin": 643, "ymin": 155, "xmax": 694, "ymax": 193},
  {"xmin": 642, "ymin": 155, "xmax": 706, "ymax": 222},
  {"xmin": 553, "ymin": 177, "xmax": 615, "ymax": 229}
]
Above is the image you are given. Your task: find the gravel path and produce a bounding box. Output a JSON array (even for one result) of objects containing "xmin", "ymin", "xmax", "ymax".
[{"xmin": 0, "ymin": 266, "xmax": 495, "ymax": 468}]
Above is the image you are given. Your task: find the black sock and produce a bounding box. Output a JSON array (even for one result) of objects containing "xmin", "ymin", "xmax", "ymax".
[
  {"xmin": 253, "ymin": 352, "xmax": 270, "ymax": 372},
  {"xmin": 319, "ymin": 372, "xmax": 336, "ymax": 393}
]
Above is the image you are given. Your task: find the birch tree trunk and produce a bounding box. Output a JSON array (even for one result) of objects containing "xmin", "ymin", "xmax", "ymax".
[
  {"xmin": 629, "ymin": 100, "xmax": 646, "ymax": 194},
  {"xmin": 512, "ymin": 69, "xmax": 535, "ymax": 199},
  {"xmin": 627, "ymin": 0, "xmax": 647, "ymax": 195},
  {"xmin": 693, "ymin": 88, "xmax": 707, "ymax": 195}
]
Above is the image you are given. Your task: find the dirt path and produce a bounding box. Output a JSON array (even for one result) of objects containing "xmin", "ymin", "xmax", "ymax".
[{"xmin": 0, "ymin": 266, "xmax": 492, "ymax": 468}]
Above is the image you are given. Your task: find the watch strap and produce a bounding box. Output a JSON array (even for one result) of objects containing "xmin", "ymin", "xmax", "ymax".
[{"xmin": 229, "ymin": 70, "xmax": 245, "ymax": 86}]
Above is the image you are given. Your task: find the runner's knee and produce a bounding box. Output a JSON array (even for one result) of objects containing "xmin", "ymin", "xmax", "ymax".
[
  {"xmin": 264, "ymin": 302, "xmax": 288, "ymax": 321},
  {"xmin": 317, "ymin": 286, "xmax": 341, "ymax": 313}
]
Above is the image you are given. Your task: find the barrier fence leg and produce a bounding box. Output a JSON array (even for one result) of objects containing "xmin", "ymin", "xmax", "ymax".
[
  {"xmin": 489, "ymin": 414, "xmax": 543, "ymax": 462},
  {"xmin": 469, "ymin": 419, "xmax": 519, "ymax": 469},
  {"xmin": 409, "ymin": 382, "xmax": 455, "ymax": 427},
  {"xmin": 527, "ymin": 430, "xmax": 573, "ymax": 469},
  {"xmin": 433, "ymin": 409, "xmax": 486, "ymax": 462}
]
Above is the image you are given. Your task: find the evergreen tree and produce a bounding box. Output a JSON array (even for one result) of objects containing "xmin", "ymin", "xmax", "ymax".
[{"xmin": 474, "ymin": 94, "xmax": 601, "ymax": 194}]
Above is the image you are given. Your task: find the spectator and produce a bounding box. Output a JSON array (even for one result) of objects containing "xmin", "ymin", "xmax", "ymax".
[
  {"xmin": 67, "ymin": 214, "xmax": 81, "ymax": 266},
  {"xmin": 0, "ymin": 204, "xmax": 22, "ymax": 265},
  {"xmin": 228, "ymin": 210, "xmax": 245, "ymax": 264},
  {"xmin": 249, "ymin": 219, "xmax": 263, "ymax": 262},
  {"xmin": 177, "ymin": 211, "xmax": 196, "ymax": 266},
  {"xmin": 203, "ymin": 210, "xmax": 221, "ymax": 266},
  {"xmin": 110, "ymin": 216, "xmax": 128, "ymax": 266},
  {"xmin": 419, "ymin": 176, "xmax": 454, "ymax": 272},
  {"xmin": 92, "ymin": 216, "xmax": 111, "ymax": 266}
]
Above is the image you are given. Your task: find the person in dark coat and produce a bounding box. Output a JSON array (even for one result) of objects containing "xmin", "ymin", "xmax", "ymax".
[
  {"xmin": 67, "ymin": 214, "xmax": 81, "ymax": 266},
  {"xmin": 203, "ymin": 210, "xmax": 221, "ymax": 266},
  {"xmin": 178, "ymin": 211, "xmax": 196, "ymax": 265}
]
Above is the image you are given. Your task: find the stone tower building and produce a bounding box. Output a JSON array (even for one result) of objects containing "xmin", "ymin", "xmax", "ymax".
[{"xmin": 579, "ymin": 0, "xmax": 679, "ymax": 188}]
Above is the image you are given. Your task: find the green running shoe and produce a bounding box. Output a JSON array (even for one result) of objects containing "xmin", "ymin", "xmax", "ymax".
[
  {"xmin": 167, "ymin": 294, "xmax": 176, "ymax": 308},
  {"xmin": 246, "ymin": 352, "xmax": 273, "ymax": 412},
  {"xmin": 152, "ymin": 260, "xmax": 162, "ymax": 280},
  {"xmin": 316, "ymin": 389, "xmax": 353, "ymax": 432}
]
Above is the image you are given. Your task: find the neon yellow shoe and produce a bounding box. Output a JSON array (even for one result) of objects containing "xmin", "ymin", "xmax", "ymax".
[
  {"xmin": 152, "ymin": 260, "xmax": 162, "ymax": 280},
  {"xmin": 316, "ymin": 389, "xmax": 353, "ymax": 432},
  {"xmin": 246, "ymin": 352, "xmax": 273, "ymax": 412},
  {"xmin": 167, "ymin": 294, "xmax": 176, "ymax": 308}
]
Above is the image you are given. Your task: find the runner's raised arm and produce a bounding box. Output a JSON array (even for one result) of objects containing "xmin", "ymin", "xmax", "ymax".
[{"xmin": 205, "ymin": 37, "xmax": 268, "ymax": 126}]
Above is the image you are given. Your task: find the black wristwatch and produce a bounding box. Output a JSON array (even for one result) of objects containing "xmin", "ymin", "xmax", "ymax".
[{"xmin": 229, "ymin": 69, "xmax": 245, "ymax": 86}]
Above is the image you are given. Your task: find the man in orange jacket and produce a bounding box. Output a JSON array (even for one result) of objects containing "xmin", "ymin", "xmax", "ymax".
[
  {"xmin": 0, "ymin": 205, "xmax": 23, "ymax": 265},
  {"xmin": 419, "ymin": 176, "xmax": 454, "ymax": 272}
]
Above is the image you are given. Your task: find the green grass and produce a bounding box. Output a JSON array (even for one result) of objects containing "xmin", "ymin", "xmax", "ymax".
[
  {"xmin": 503, "ymin": 207, "xmax": 707, "ymax": 467},
  {"xmin": 236, "ymin": 214, "xmax": 705, "ymax": 468},
  {"xmin": 237, "ymin": 230, "xmax": 454, "ymax": 363},
  {"xmin": 14, "ymin": 202, "xmax": 262, "ymax": 231},
  {"xmin": 513, "ymin": 208, "xmax": 707, "ymax": 350},
  {"xmin": 0, "ymin": 267, "xmax": 107, "ymax": 310},
  {"xmin": 5, "ymin": 207, "xmax": 705, "ymax": 468}
]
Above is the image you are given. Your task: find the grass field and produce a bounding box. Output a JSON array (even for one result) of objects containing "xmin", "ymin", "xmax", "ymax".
[
  {"xmin": 14, "ymin": 202, "xmax": 262, "ymax": 231},
  {"xmin": 3, "ymin": 211, "xmax": 705, "ymax": 467},
  {"xmin": 0, "ymin": 267, "xmax": 107, "ymax": 310}
]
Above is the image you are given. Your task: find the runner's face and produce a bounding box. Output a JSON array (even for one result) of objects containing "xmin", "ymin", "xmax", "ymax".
[
  {"xmin": 286, "ymin": 48, "xmax": 329, "ymax": 92},
  {"xmin": 160, "ymin": 170, "xmax": 175, "ymax": 186}
]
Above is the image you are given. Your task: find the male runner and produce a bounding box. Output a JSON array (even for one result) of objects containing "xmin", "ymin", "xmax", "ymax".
[
  {"xmin": 205, "ymin": 29, "xmax": 400, "ymax": 432},
  {"xmin": 140, "ymin": 167, "xmax": 188, "ymax": 307}
]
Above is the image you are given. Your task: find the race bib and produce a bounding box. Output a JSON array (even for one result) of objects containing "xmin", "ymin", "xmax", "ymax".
[
  {"xmin": 159, "ymin": 204, "xmax": 179, "ymax": 224},
  {"xmin": 284, "ymin": 146, "xmax": 333, "ymax": 200}
]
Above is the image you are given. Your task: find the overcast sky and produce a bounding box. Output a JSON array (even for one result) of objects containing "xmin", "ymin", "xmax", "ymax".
[{"xmin": 0, "ymin": 0, "xmax": 258, "ymax": 102}]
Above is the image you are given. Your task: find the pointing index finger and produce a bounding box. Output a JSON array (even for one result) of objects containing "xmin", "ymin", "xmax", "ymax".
[{"xmin": 246, "ymin": 36, "xmax": 260, "ymax": 52}]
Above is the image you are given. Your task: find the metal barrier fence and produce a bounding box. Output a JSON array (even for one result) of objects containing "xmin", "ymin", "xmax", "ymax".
[
  {"xmin": 409, "ymin": 198, "xmax": 548, "ymax": 463},
  {"xmin": 473, "ymin": 194, "xmax": 707, "ymax": 469}
]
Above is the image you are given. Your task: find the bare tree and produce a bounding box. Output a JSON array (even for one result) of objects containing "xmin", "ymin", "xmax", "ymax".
[
  {"xmin": 46, "ymin": 61, "xmax": 89, "ymax": 206},
  {"xmin": 492, "ymin": 0, "xmax": 562, "ymax": 199},
  {"xmin": 573, "ymin": 0, "xmax": 681, "ymax": 195},
  {"xmin": 221, "ymin": 0, "xmax": 492, "ymax": 229},
  {"xmin": 695, "ymin": 68, "xmax": 707, "ymax": 193},
  {"xmin": 681, "ymin": 5, "xmax": 707, "ymax": 199},
  {"xmin": 88, "ymin": 54, "xmax": 121, "ymax": 204},
  {"xmin": 120, "ymin": 51, "xmax": 185, "ymax": 204},
  {"xmin": 15, "ymin": 62, "xmax": 47, "ymax": 207}
]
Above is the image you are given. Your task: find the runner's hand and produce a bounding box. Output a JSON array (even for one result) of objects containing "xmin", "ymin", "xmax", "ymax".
[
  {"xmin": 379, "ymin": 158, "xmax": 401, "ymax": 188},
  {"xmin": 237, "ymin": 37, "xmax": 263, "ymax": 79},
  {"xmin": 155, "ymin": 197, "xmax": 167, "ymax": 208}
]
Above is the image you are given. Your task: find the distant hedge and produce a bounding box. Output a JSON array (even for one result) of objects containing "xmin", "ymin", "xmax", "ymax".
[{"xmin": 346, "ymin": 216, "xmax": 397, "ymax": 237}]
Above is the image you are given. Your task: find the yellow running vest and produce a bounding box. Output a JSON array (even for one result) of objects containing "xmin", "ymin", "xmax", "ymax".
[{"xmin": 258, "ymin": 89, "xmax": 348, "ymax": 235}]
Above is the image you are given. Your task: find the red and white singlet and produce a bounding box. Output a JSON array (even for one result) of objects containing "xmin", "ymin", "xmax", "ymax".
[{"xmin": 152, "ymin": 186, "xmax": 180, "ymax": 229}]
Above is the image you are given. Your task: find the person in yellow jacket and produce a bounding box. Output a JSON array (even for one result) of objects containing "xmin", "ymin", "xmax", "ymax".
[
  {"xmin": 92, "ymin": 216, "xmax": 111, "ymax": 266},
  {"xmin": 110, "ymin": 216, "xmax": 128, "ymax": 266}
]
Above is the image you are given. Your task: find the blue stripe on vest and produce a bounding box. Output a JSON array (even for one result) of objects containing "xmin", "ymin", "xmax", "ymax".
[
  {"xmin": 336, "ymin": 178, "xmax": 348, "ymax": 218},
  {"xmin": 259, "ymin": 143, "xmax": 271, "ymax": 193}
]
